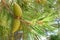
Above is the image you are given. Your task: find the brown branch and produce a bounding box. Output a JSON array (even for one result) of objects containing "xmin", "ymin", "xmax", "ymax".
[
  {"xmin": 37, "ymin": 21, "xmax": 44, "ymax": 24},
  {"xmin": 20, "ymin": 18, "xmax": 31, "ymax": 25}
]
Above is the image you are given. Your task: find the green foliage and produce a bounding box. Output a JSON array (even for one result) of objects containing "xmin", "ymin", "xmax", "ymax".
[
  {"xmin": 0, "ymin": 0, "xmax": 59, "ymax": 40},
  {"xmin": 49, "ymin": 35, "xmax": 60, "ymax": 40}
]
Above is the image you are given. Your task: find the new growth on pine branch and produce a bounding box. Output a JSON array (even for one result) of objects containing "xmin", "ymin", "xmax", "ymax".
[{"xmin": 1, "ymin": 0, "xmax": 43, "ymax": 26}]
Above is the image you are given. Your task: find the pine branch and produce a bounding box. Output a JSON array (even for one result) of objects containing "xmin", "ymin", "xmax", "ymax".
[{"xmin": 1, "ymin": 0, "xmax": 43, "ymax": 26}]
